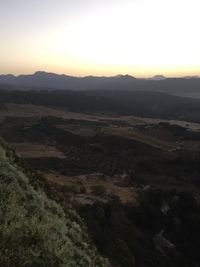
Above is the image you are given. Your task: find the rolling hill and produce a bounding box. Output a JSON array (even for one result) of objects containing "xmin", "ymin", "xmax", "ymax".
[{"xmin": 0, "ymin": 141, "xmax": 109, "ymax": 267}]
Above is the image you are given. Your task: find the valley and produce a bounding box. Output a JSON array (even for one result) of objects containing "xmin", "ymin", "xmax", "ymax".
[
  {"xmin": 1, "ymin": 93, "xmax": 200, "ymax": 267},
  {"xmin": 2, "ymin": 0, "xmax": 200, "ymax": 265}
]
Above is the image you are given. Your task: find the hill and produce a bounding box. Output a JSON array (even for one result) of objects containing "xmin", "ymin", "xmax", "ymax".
[
  {"xmin": 0, "ymin": 141, "xmax": 109, "ymax": 267},
  {"xmin": 1, "ymin": 89, "xmax": 200, "ymax": 123}
]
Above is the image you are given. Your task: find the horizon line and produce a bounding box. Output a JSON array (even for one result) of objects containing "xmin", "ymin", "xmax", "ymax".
[{"xmin": 1, "ymin": 70, "xmax": 200, "ymax": 79}]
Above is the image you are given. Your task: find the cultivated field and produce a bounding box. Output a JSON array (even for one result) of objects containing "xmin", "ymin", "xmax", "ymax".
[
  {"xmin": 1, "ymin": 102, "xmax": 200, "ymax": 204},
  {"xmin": 10, "ymin": 143, "xmax": 65, "ymax": 158},
  {"xmin": 43, "ymin": 172, "xmax": 138, "ymax": 205}
]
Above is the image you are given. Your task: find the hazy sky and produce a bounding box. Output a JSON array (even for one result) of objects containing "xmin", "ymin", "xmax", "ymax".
[{"xmin": 1, "ymin": 0, "xmax": 200, "ymax": 77}]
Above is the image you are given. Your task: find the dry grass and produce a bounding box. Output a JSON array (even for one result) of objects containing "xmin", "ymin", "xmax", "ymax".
[
  {"xmin": 10, "ymin": 143, "xmax": 65, "ymax": 158},
  {"xmin": 56, "ymin": 124, "xmax": 96, "ymax": 137},
  {"xmin": 2, "ymin": 103, "xmax": 200, "ymax": 154},
  {"xmin": 0, "ymin": 103, "xmax": 117, "ymax": 121},
  {"xmin": 1, "ymin": 103, "xmax": 200, "ymax": 132},
  {"xmin": 43, "ymin": 172, "xmax": 138, "ymax": 205}
]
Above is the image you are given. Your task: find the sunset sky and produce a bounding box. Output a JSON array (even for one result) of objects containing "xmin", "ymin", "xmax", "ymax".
[{"xmin": 1, "ymin": 0, "xmax": 200, "ymax": 77}]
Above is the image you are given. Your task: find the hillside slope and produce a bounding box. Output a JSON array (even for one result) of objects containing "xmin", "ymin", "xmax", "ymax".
[
  {"xmin": 0, "ymin": 144, "xmax": 109, "ymax": 267},
  {"xmin": 1, "ymin": 89, "xmax": 200, "ymax": 122}
]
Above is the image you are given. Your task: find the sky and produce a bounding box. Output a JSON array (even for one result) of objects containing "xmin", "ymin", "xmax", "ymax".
[{"xmin": 0, "ymin": 0, "xmax": 200, "ymax": 77}]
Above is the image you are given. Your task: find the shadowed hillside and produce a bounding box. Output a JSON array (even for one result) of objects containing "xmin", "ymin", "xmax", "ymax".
[
  {"xmin": 1, "ymin": 89, "xmax": 200, "ymax": 122},
  {"xmin": 0, "ymin": 142, "xmax": 109, "ymax": 267}
]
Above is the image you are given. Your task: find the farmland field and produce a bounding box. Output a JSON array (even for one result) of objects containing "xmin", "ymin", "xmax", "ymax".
[
  {"xmin": 1, "ymin": 95, "xmax": 200, "ymax": 267},
  {"xmin": 10, "ymin": 143, "xmax": 65, "ymax": 158}
]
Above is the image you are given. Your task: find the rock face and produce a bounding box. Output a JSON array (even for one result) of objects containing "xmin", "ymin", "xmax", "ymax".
[{"xmin": 0, "ymin": 144, "xmax": 109, "ymax": 267}]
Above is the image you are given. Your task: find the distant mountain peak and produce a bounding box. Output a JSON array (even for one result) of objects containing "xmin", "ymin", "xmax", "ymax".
[
  {"xmin": 2, "ymin": 74, "xmax": 16, "ymax": 78},
  {"xmin": 33, "ymin": 71, "xmax": 58, "ymax": 77},
  {"xmin": 151, "ymin": 75, "xmax": 166, "ymax": 80},
  {"xmin": 183, "ymin": 75, "xmax": 199, "ymax": 79},
  {"xmin": 34, "ymin": 71, "xmax": 48, "ymax": 75},
  {"xmin": 114, "ymin": 74, "xmax": 136, "ymax": 79}
]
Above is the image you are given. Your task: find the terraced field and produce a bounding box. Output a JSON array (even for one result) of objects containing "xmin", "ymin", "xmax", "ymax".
[
  {"xmin": 10, "ymin": 143, "xmax": 66, "ymax": 158},
  {"xmin": 1, "ymin": 103, "xmax": 200, "ymax": 203}
]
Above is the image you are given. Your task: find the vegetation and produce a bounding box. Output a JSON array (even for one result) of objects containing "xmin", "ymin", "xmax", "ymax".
[
  {"xmin": 79, "ymin": 190, "xmax": 200, "ymax": 267},
  {"xmin": 0, "ymin": 145, "xmax": 109, "ymax": 267},
  {"xmin": 1, "ymin": 88, "xmax": 200, "ymax": 122}
]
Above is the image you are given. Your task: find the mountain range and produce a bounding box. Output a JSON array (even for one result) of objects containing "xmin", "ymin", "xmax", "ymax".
[{"xmin": 1, "ymin": 71, "xmax": 200, "ymax": 98}]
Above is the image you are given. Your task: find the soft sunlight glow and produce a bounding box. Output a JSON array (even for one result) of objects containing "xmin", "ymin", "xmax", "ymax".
[{"xmin": 0, "ymin": 0, "xmax": 200, "ymax": 76}]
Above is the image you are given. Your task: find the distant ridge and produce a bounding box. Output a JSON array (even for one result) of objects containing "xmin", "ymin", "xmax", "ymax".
[
  {"xmin": 149, "ymin": 75, "xmax": 166, "ymax": 80},
  {"xmin": 0, "ymin": 71, "xmax": 137, "ymax": 91},
  {"xmin": 0, "ymin": 71, "xmax": 200, "ymax": 98}
]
